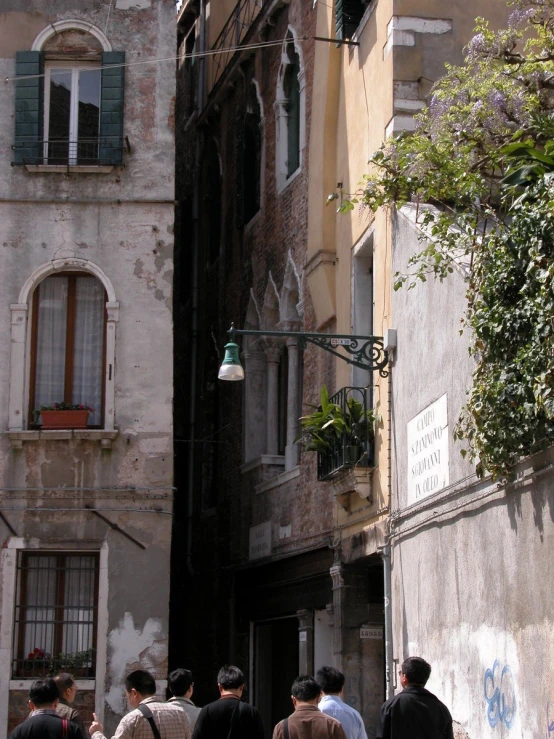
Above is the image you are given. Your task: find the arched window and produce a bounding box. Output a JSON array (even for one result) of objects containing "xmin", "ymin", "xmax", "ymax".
[
  {"xmin": 283, "ymin": 44, "xmax": 300, "ymax": 178},
  {"xmin": 29, "ymin": 273, "xmax": 107, "ymax": 427},
  {"xmin": 275, "ymin": 31, "xmax": 305, "ymax": 191},
  {"xmin": 14, "ymin": 21, "xmax": 124, "ymax": 167},
  {"xmin": 243, "ymin": 83, "xmax": 262, "ymax": 223}
]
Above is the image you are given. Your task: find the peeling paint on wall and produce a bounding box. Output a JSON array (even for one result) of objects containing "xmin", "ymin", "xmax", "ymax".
[{"xmin": 106, "ymin": 613, "xmax": 167, "ymax": 715}]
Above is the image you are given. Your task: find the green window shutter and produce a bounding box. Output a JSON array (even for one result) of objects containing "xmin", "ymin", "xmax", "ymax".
[
  {"xmin": 335, "ymin": 0, "xmax": 368, "ymax": 40},
  {"xmin": 14, "ymin": 51, "xmax": 44, "ymax": 164},
  {"xmin": 100, "ymin": 51, "xmax": 125, "ymax": 165}
]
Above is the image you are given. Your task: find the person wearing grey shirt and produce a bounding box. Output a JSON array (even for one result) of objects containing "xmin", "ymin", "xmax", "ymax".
[
  {"xmin": 316, "ymin": 667, "xmax": 368, "ymax": 739},
  {"xmin": 167, "ymin": 669, "xmax": 202, "ymax": 731}
]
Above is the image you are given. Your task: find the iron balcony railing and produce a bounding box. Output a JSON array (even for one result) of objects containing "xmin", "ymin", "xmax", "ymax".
[
  {"xmin": 12, "ymin": 137, "xmax": 123, "ymax": 166},
  {"xmin": 210, "ymin": 0, "xmax": 271, "ymax": 89},
  {"xmin": 317, "ymin": 387, "xmax": 375, "ymax": 481}
]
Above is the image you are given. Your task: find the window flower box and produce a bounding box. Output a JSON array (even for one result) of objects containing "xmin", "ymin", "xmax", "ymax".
[{"xmin": 36, "ymin": 403, "xmax": 93, "ymax": 429}]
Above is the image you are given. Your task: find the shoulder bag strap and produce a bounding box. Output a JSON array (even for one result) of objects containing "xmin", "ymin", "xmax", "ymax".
[
  {"xmin": 137, "ymin": 704, "xmax": 162, "ymax": 739},
  {"xmin": 62, "ymin": 718, "xmax": 68, "ymax": 739},
  {"xmin": 283, "ymin": 717, "xmax": 290, "ymax": 739},
  {"xmin": 226, "ymin": 699, "xmax": 242, "ymax": 739}
]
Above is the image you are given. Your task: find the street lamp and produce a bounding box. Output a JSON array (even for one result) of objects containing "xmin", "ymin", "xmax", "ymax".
[
  {"xmin": 218, "ymin": 324, "xmax": 389, "ymax": 380},
  {"xmin": 218, "ymin": 339, "xmax": 245, "ymax": 381}
]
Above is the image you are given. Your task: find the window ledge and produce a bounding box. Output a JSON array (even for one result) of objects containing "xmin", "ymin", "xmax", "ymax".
[
  {"xmin": 277, "ymin": 165, "xmax": 302, "ymax": 195},
  {"xmin": 240, "ymin": 454, "xmax": 285, "ymax": 475},
  {"xmin": 10, "ymin": 679, "xmax": 95, "ymax": 690},
  {"xmin": 25, "ymin": 164, "xmax": 114, "ymax": 174},
  {"xmin": 7, "ymin": 430, "xmax": 119, "ymax": 449},
  {"xmin": 256, "ymin": 465, "xmax": 300, "ymax": 494}
]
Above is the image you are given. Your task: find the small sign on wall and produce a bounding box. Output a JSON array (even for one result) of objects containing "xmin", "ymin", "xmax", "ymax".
[
  {"xmin": 407, "ymin": 394, "xmax": 449, "ymax": 506},
  {"xmin": 249, "ymin": 521, "xmax": 272, "ymax": 560},
  {"xmin": 360, "ymin": 627, "xmax": 383, "ymax": 639}
]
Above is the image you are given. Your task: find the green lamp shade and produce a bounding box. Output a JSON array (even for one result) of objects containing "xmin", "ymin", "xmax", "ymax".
[{"xmin": 218, "ymin": 341, "xmax": 245, "ymax": 381}]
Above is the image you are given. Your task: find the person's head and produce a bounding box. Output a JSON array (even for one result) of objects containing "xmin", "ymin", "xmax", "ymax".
[
  {"xmin": 28, "ymin": 679, "xmax": 59, "ymax": 710},
  {"xmin": 400, "ymin": 657, "xmax": 431, "ymax": 688},
  {"xmin": 291, "ymin": 676, "xmax": 321, "ymax": 707},
  {"xmin": 125, "ymin": 670, "xmax": 157, "ymax": 708},
  {"xmin": 217, "ymin": 665, "xmax": 245, "ymax": 696},
  {"xmin": 53, "ymin": 673, "xmax": 77, "ymax": 704},
  {"xmin": 315, "ymin": 667, "xmax": 344, "ymax": 696},
  {"xmin": 169, "ymin": 668, "xmax": 194, "ymax": 699}
]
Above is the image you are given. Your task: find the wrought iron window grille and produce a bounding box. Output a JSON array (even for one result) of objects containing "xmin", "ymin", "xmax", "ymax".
[
  {"xmin": 316, "ymin": 386, "xmax": 375, "ymax": 481},
  {"xmin": 12, "ymin": 137, "xmax": 124, "ymax": 167},
  {"xmin": 12, "ymin": 552, "xmax": 99, "ymax": 679}
]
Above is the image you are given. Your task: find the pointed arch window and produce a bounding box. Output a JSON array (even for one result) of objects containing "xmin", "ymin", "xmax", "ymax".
[
  {"xmin": 275, "ymin": 32, "xmax": 305, "ymax": 191},
  {"xmin": 243, "ymin": 83, "xmax": 262, "ymax": 223},
  {"xmin": 283, "ymin": 44, "xmax": 300, "ymax": 178}
]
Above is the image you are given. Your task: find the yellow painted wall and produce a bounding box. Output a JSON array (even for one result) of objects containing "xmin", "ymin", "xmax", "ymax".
[{"xmin": 307, "ymin": 0, "xmax": 511, "ymax": 531}]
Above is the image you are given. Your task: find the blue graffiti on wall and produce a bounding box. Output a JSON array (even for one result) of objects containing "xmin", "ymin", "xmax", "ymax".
[
  {"xmin": 484, "ymin": 661, "xmax": 516, "ymax": 729},
  {"xmin": 547, "ymin": 702, "xmax": 554, "ymax": 738}
]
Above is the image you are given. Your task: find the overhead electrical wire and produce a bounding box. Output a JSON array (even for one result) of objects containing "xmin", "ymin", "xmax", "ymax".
[
  {"xmin": 3, "ymin": 34, "xmax": 356, "ymax": 84},
  {"xmin": 4, "ymin": 37, "xmax": 297, "ymax": 84}
]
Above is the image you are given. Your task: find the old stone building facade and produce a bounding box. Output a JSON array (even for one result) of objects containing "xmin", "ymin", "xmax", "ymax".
[{"xmin": 0, "ymin": 1, "xmax": 175, "ymax": 735}]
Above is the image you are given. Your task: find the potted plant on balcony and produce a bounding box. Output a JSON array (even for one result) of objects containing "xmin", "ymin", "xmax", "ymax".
[
  {"xmin": 296, "ymin": 385, "xmax": 343, "ymax": 453},
  {"xmin": 297, "ymin": 386, "xmax": 380, "ymax": 466},
  {"xmin": 35, "ymin": 402, "xmax": 93, "ymax": 429}
]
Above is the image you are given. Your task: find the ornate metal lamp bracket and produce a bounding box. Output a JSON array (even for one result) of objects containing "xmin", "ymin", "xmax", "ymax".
[{"xmin": 228, "ymin": 326, "xmax": 389, "ymax": 377}]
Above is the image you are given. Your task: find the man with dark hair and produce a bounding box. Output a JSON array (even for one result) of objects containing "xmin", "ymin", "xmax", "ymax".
[
  {"xmin": 54, "ymin": 673, "xmax": 88, "ymax": 738},
  {"xmin": 376, "ymin": 657, "xmax": 454, "ymax": 739},
  {"xmin": 272, "ymin": 676, "xmax": 347, "ymax": 739},
  {"xmin": 316, "ymin": 667, "xmax": 367, "ymax": 739},
  {"xmin": 9, "ymin": 678, "xmax": 85, "ymax": 739},
  {"xmin": 89, "ymin": 669, "xmax": 190, "ymax": 739},
  {"xmin": 192, "ymin": 665, "xmax": 264, "ymax": 739},
  {"xmin": 167, "ymin": 669, "xmax": 201, "ymax": 731}
]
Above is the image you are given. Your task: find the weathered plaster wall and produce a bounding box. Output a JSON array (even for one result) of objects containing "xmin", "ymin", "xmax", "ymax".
[
  {"xmin": 390, "ymin": 207, "xmax": 474, "ymax": 504},
  {"xmin": 0, "ymin": 1, "xmax": 175, "ymax": 201},
  {"xmin": 0, "ymin": 2, "xmax": 175, "ymax": 735},
  {"xmin": 390, "ymin": 209, "xmax": 554, "ymax": 738},
  {"xmin": 391, "ymin": 462, "xmax": 554, "ymax": 739}
]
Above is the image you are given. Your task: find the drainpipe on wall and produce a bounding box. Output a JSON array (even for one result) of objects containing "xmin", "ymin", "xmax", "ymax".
[
  {"xmin": 382, "ymin": 537, "xmax": 394, "ymax": 700},
  {"xmin": 185, "ymin": 0, "xmax": 206, "ymax": 577},
  {"xmin": 382, "ymin": 349, "xmax": 394, "ymax": 699}
]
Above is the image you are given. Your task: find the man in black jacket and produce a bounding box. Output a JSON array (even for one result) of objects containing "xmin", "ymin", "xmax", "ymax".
[
  {"xmin": 9, "ymin": 679, "xmax": 86, "ymax": 739},
  {"xmin": 192, "ymin": 666, "xmax": 264, "ymax": 739},
  {"xmin": 376, "ymin": 657, "xmax": 454, "ymax": 739}
]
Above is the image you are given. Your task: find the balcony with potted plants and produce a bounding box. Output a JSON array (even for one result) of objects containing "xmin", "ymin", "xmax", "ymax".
[{"xmin": 298, "ymin": 385, "xmax": 379, "ymax": 508}]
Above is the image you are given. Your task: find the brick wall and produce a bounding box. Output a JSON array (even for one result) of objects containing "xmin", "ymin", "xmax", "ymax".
[{"xmin": 174, "ymin": 0, "xmax": 342, "ymax": 705}]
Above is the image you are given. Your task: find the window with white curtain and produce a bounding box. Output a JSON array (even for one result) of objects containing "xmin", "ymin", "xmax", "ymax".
[
  {"xmin": 12, "ymin": 552, "xmax": 98, "ymax": 678},
  {"xmin": 30, "ymin": 273, "xmax": 106, "ymax": 426}
]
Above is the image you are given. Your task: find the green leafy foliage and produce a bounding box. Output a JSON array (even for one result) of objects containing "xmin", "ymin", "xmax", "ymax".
[
  {"xmin": 335, "ymin": 1, "xmax": 554, "ymax": 478},
  {"xmin": 297, "ymin": 386, "xmax": 380, "ymax": 453}
]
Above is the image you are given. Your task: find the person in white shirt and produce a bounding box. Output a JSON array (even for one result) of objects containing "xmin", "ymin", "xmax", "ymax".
[{"xmin": 316, "ymin": 667, "xmax": 368, "ymax": 739}]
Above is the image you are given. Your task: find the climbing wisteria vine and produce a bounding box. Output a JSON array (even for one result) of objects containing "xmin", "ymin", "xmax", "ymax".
[{"xmin": 334, "ymin": 1, "xmax": 554, "ymax": 478}]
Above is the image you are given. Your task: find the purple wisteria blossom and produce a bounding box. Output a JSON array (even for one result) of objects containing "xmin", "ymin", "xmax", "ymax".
[{"xmin": 507, "ymin": 7, "xmax": 535, "ymax": 27}]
